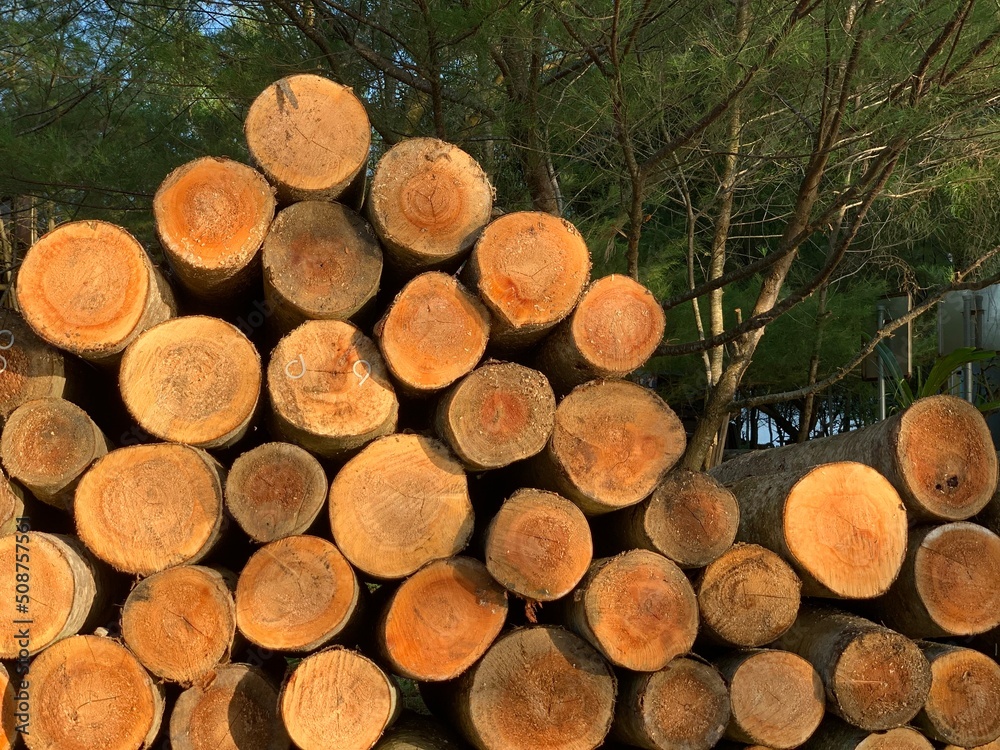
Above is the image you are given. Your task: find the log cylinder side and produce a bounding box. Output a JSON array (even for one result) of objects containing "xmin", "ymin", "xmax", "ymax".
[
  {"xmin": 236, "ymin": 535, "xmax": 360, "ymax": 652},
  {"xmin": 801, "ymin": 717, "xmax": 933, "ymax": 749},
  {"xmin": 15, "ymin": 220, "xmax": 175, "ymax": 362},
  {"xmin": 378, "ymin": 556, "xmax": 507, "ymax": 681},
  {"xmin": 74, "ymin": 443, "xmax": 224, "ymax": 575},
  {"xmin": 26, "ymin": 635, "xmax": 164, "ymax": 750},
  {"xmin": 0, "ymin": 310, "xmax": 70, "ymax": 421},
  {"xmin": 540, "ymin": 379, "xmax": 687, "ymax": 515},
  {"xmin": 245, "ymin": 74, "xmax": 371, "ymax": 202},
  {"xmin": 154, "ymin": 156, "xmax": 276, "ymax": 300},
  {"xmin": 484, "ymin": 488, "xmax": 592, "ymax": 602},
  {"xmin": 563, "ymin": 550, "xmax": 698, "ymax": 672},
  {"xmin": 1, "ymin": 397, "xmax": 109, "ymax": 509},
  {"xmin": 121, "ymin": 565, "xmax": 236, "ymax": 685},
  {"xmin": 435, "ymin": 361, "xmax": 556, "ymax": 471},
  {"xmin": 262, "ymin": 200, "xmax": 382, "ymax": 331},
  {"xmin": 267, "ymin": 319, "xmax": 398, "ymax": 458},
  {"xmin": 329, "ymin": 434, "xmax": 474, "ymax": 580},
  {"xmin": 369, "ymin": 137, "xmax": 493, "ymax": 272},
  {"xmin": 170, "ymin": 664, "xmax": 290, "ymax": 750},
  {"xmin": 915, "ymin": 642, "xmax": 1000, "ymax": 748}
]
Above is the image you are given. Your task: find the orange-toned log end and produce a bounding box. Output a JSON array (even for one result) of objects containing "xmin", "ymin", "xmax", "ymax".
[
  {"xmin": 945, "ymin": 740, "xmax": 1000, "ymax": 750},
  {"xmin": 538, "ymin": 274, "xmax": 665, "ymax": 392},
  {"xmin": 329, "ymin": 434, "xmax": 473, "ymax": 580},
  {"xmin": 484, "ymin": 488, "xmax": 592, "ymax": 602},
  {"xmin": 262, "ymin": 201, "xmax": 382, "ymax": 330},
  {"xmin": 611, "ymin": 469, "xmax": 740, "ymax": 568},
  {"xmin": 611, "ymin": 658, "xmax": 730, "ymax": 750},
  {"xmin": 719, "ymin": 649, "xmax": 825, "ymax": 750},
  {"xmin": 465, "ymin": 212, "xmax": 591, "ymax": 348},
  {"xmin": 0, "ymin": 310, "xmax": 70, "ymax": 421},
  {"xmin": 236, "ymin": 535, "xmax": 360, "ymax": 652},
  {"xmin": 896, "ymin": 395, "xmax": 998, "ymax": 520},
  {"xmin": 542, "ymin": 380, "xmax": 686, "ymax": 515},
  {"xmin": 564, "ymin": 550, "xmax": 698, "ymax": 672},
  {"xmin": 0, "ymin": 532, "xmax": 98, "ymax": 658},
  {"xmin": 0, "ymin": 664, "xmax": 14, "ymax": 750},
  {"xmin": 267, "ymin": 320, "xmax": 398, "ymax": 458},
  {"xmin": 74, "ymin": 444, "xmax": 224, "ymax": 575},
  {"xmin": 171, "ymin": 664, "xmax": 289, "ymax": 750},
  {"xmin": 697, "ymin": 543, "xmax": 801, "ymax": 648},
  {"xmin": 245, "ymin": 74, "xmax": 371, "ymax": 202},
  {"xmin": 378, "ymin": 557, "xmax": 507, "ymax": 681},
  {"xmin": 377, "ymin": 272, "xmax": 490, "ymax": 394},
  {"xmin": 369, "ymin": 138, "xmax": 493, "ymax": 272},
  {"xmin": 280, "ymin": 647, "xmax": 399, "ymax": 750},
  {"xmin": 225, "ymin": 442, "xmax": 327, "ymax": 543},
  {"xmin": 802, "ymin": 718, "xmax": 933, "ymax": 749},
  {"xmin": 915, "ymin": 643, "xmax": 1000, "ymax": 747},
  {"xmin": 1, "ymin": 398, "xmax": 107, "ymax": 509},
  {"xmin": 120, "ymin": 315, "xmax": 261, "ymax": 449},
  {"xmin": 16, "ymin": 220, "xmax": 173, "ymax": 361},
  {"xmin": 26, "ymin": 635, "xmax": 164, "ymax": 750},
  {"xmin": 122, "ymin": 565, "xmax": 236, "ymax": 685},
  {"xmin": 154, "ymin": 156, "xmax": 275, "ymax": 300},
  {"xmin": 436, "ymin": 362, "xmax": 555, "ymax": 470}
]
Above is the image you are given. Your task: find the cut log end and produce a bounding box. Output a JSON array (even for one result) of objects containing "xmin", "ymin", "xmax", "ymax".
[
  {"xmin": 0, "ymin": 664, "xmax": 14, "ymax": 750},
  {"xmin": 236, "ymin": 535, "xmax": 359, "ymax": 652},
  {"xmin": 74, "ymin": 443, "xmax": 223, "ymax": 575},
  {"xmin": 369, "ymin": 137, "xmax": 493, "ymax": 270},
  {"xmin": 171, "ymin": 664, "xmax": 289, "ymax": 750},
  {"xmin": 280, "ymin": 647, "xmax": 399, "ymax": 750},
  {"xmin": 122, "ymin": 565, "xmax": 236, "ymax": 685},
  {"xmin": 437, "ymin": 362, "xmax": 555, "ymax": 471},
  {"xmin": 379, "ymin": 557, "xmax": 507, "ymax": 681},
  {"xmin": 917, "ymin": 643, "xmax": 1000, "ymax": 748},
  {"xmin": 373, "ymin": 714, "xmax": 465, "ymax": 750},
  {"xmin": 267, "ymin": 319, "xmax": 398, "ymax": 457},
  {"xmin": 0, "ymin": 470, "xmax": 25, "ymax": 537},
  {"xmin": 27, "ymin": 635, "xmax": 164, "ymax": 750},
  {"xmin": 484, "ymin": 488, "xmax": 592, "ymax": 602},
  {"xmin": 803, "ymin": 719, "xmax": 933, "ymax": 749},
  {"xmin": 329, "ymin": 434, "xmax": 473, "ymax": 580},
  {"xmin": 245, "ymin": 74, "xmax": 371, "ymax": 202},
  {"xmin": 0, "ymin": 310, "xmax": 69, "ymax": 420},
  {"xmin": 154, "ymin": 156, "xmax": 276, "ymax": 299}
]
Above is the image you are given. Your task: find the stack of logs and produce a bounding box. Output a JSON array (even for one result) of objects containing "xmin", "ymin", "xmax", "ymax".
[{"xmin": 1, "ymin": 72, "xmax": 1000, "ymax": 750}]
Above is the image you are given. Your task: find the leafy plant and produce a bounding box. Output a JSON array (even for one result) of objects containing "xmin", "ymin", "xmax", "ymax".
[{"xmin": 875, "ymin": 343, "xmax": 1000, "ymax": 412}]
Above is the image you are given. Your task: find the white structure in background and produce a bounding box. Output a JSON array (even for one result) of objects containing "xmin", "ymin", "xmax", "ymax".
[{"xmin": 938, "ymin": 286, "xmax": 1000, "ymax": 402}]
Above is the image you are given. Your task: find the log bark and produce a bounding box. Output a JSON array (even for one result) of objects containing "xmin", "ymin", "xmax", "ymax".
[
  {"xmin": 245, "ymin": 74, "xmax": 371, "ymax": 202},
  {"xmin": 610, "ymin": 657, "xmax": 730, "ymax": 750},
  {"xmin": 0, "ymin": 309, "xmax": 72, "ymax": 422},
  {"xmin": 1, "ymin": 397, "xmax": 109, "ymax": 509},
  {"xmin": 774, "ymin": 607, "xmax": 931, "ymax": 731},
  {"xmin": 267, "ymin": 319, "xmax": 398, "ymax": 458},
  {"xmin": 801, "ymin": 717, "xmax": 933, "ymax": 749},
  {"xmin": 236, "ymin": 534, "xmax": 361, "ymax": 652},
  {"xmin": 329, "ymin": 434, "xmax": 474, "ymax": 580},
  {"xmin": 0, "ymin": 663, "xmax": 14, "ymax": 750},
  {"xmin": 74, "ymin": 443, "xmax": 224, "ymax": 575},
  {"xmin": 536, "ymin": 274, "xmax": 666, "ymax": 393},
  {"xmin": 374, "ymin": 714, "xmax": 466, "ymax": 750},
  {"xmin": 534, "ymin": 380, "xmax": 687, "ymax": 515},
  {"xmin": 26, "ymin": 634, "xmax": 165, "ymax": 750},
  {"xmin": 462, "ymin": 211, "xmax": 591, "ymax": 349},
  {"xmin": 15, "ymin": 219, "xmax": 176, "ymax": 364},
  {"xmin": 154, "ymin": 156, "xmax": 276, "ymax": 301},
  {"xmin": 119, "ymin": 315, "xmax": 262, "ymax": 449},
  {"xmin": 435, "ymin": 361, "xmax": 555, "ymax": 471},
  {"xmin": 712, "ymin": 395, "xmax": 998, "ymax": 523},
  {"xmin": 562, "ymin": 550, "xmax": 698, "ymax": 672},
  {"xmin": 375, "ymin": 272, "xmax": 490, "ymax": 394},
  {"xmin": 262, "ymin": 200, "xmax": 382, "ymax": 332},
  {"xmin": 913, "ymin": 642, "xmax": 1000, "ymax": 748},
  {"xmin": 696, "ymin": 542, "xmax": 801, "ymax": 648},
  {"xmin": 0, "ymin": 531, "xmax": 101, "ymax": 658},
  {"xmin": 279, "ymin": 646, "xmax": 400, "ymax": 750},
  {"xmin": 368, "ymin": 137, "xmax": 493, "ymax": 273},
  {"xmin": 376, "ymin": 556, "xmax": 507, "ymax": 681},
  {"xmin": 170, "ymin": 663, "xmax": 290, "ymax": 750},
  {"xmin": 726, "ymin": 462, "xmax": 907, "ymax": 599},
  {"xmin": 422, "ymin": 626, "xmax": 616, "ymax": 750},
  {"xmin": 715, "ymin": 649, "xmax": 825, "ymax": 750},
  {"xmin": 121, "ymin": 565, "xmax": 236, "ymax": 685},
  {"xmin": 225, "ymin": 442, "xmax": 327, "ymax": 543},
  {"xmin": 873, "ymin": 522, "xmax": 1000, "ymax": 637},
  {"xmin": 484, "ymin": 487, "xmax": 592, "ymax": 602},
  {"xmin": 603, "ymin": 469, "xmax": 739, "ymax": 569}
]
